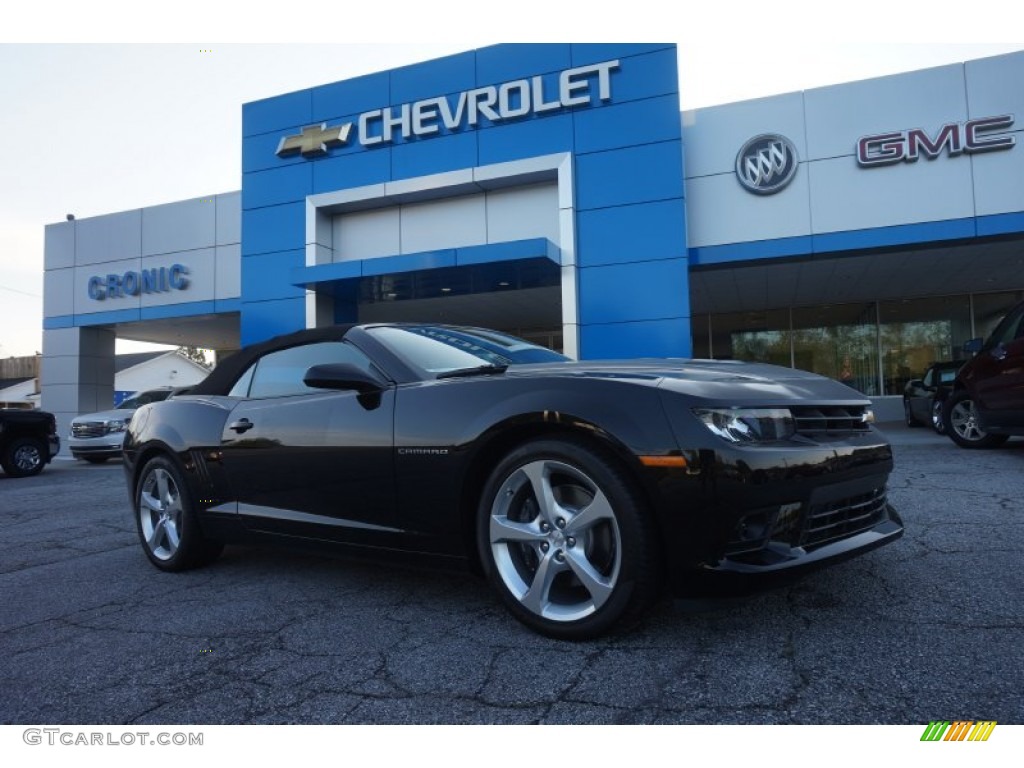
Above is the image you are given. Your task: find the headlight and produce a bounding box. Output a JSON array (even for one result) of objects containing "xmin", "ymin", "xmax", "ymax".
[
  {"xmin": 105, "ymin": 419, "xmax": 128, "ymax": 434},
  {"xmin": 692, "ymin": 408, "xmax": 795, "ymax": 443}
]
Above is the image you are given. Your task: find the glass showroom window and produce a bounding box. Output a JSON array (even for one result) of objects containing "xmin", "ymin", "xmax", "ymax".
[
  {"xmin": 791, "ymin": 304, "xmax": 878, "ymax": 395},
  {"xmin": 694, "ymin": 309, "xmax": 791, "ymax": 365},
  {"xmin": 877, "ymin": 295, "xmax": 972, "ymax": 395}
]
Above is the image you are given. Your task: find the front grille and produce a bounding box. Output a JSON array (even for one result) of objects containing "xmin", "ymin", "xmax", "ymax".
[
  {"xmin": 791, "ymin": 405, "xmax": 870, "ymax": 437},
  {"xmin": 72, "ymin": 422, "xmax": 107, "ymax": 438},
  {"xmin": 802, "ymin": 486, "xmax": 888, "ymax": 549}
]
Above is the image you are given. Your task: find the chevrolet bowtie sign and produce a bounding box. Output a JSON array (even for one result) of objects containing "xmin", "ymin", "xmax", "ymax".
[{"xmin": 276, "ymin": 60, "xmax": 620, "ymax": 159}]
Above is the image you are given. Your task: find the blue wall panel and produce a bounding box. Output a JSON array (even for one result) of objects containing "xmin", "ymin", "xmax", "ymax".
[
  {"xmin": 580, "ymin": 318, "xmax": 693, "ymax": 359},
  {"xmin": 573, "ymin": 94, "xmax": 682, "ymax": 154},
  {"xmin": 477, "ymin": 113, "xmax": 574, "ymax": 166},
  {"xmin": 243, "ymin": 130, "xmax": 309, "ymax": 174},
  {"xmin": 242, "ymin": 249, "xmax": 307, "ymax": 302},
  {"xmin": 243, "ymin": 89, "xmax": 312, "ymax": 138},
  {"xmin": 390, "ymin": 51, "xmax": 477, "ymax": 105},
  {"xmin": 610, "ymin": 48, "xmax": 681, "ymax": 101},
  {"xmin": 392, "ymin": 132, "xmax": 478, "ymax": 181},
  {"xmin": 312, "ymin": 149, "xmax": 392, "ymax": 194},
  {"xmin": 241, "ymin": 203, "xmax": 305, "ymax": 256},
  {"xmin": 312, "ymin": 71, "xmax": 391, "ymax": 122},
  {"xmin": 576, "ymin": 142, "xmax": 685, "ymax": 210},
  {"xmin": 241, "ymin": 297, "xmax": 306, "ymax": 346},
  {"xmin": 577, "ymin": 201, "xmax": 686, "ymax": 267},
  {"xmin": 570, "ymin": 44, "xmax": 674, "ymax": 67},
  {"xmin": 476, "ymin": 44, "xmax": 572, "ymax": 85},
  {"xmin": 242, "ymin": 163, "xmax": 313, "ymax": 210},
  {"xmin": 578, "ymin": 258, "xmax": 689, "ymax": 325}
]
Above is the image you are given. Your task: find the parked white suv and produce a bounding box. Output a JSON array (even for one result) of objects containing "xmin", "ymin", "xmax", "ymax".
[{"xmin": 69, "ymin": 388, "xmax": 189, "ymax": 463}]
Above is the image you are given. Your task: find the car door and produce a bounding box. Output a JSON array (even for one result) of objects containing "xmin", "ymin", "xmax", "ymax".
[
  {"xmin": 973, "ymin": 303, "xmax": 1024, "ymax": 422},
  {"xmin": 218, "ymin": 340, "xmax": 400, "ymax": 546}
]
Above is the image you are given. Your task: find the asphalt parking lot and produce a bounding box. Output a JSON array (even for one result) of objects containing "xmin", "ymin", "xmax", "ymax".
[{"xmin": 1, "ymin": 424, "xmax": 1021, "ymax": 725}]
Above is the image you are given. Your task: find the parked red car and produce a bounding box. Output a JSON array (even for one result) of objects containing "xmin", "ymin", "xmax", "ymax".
[{"xmin": 944, "ymin": 300, "xmax": 1024, "ymax": 448}]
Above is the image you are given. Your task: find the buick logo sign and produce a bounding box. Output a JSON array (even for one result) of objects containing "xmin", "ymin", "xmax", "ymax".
[{"xmin": 735, "ymin": 134, "xmax": 799, "ymax": 195}]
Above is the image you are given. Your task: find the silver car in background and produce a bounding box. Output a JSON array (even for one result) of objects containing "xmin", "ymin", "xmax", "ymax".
[{"xmin": 69, "ymin": 387, "xmax": 189, "ymax": 463}]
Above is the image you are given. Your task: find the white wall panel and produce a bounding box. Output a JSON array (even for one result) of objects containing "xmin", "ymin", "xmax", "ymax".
[
  {"xmin": 44, "ymin": 221, "xmax": 75, "ymax": 270},
  {"xmin": 334, "ymin": 208, "xmax": 401, "ymax": 261},
  {"xmin": 43, "ymin": 268, "xmax": 75, "ymax": 316},
  {"xmin": 683, "ymin": 92, "xmax": 806, "ymax": 178},
  {"xmin": 74, "ymin": 210, "xmax": 142, "ymax": 266},
  {"xmin": 401, "ymin": 194, "xmax": 487, "ymax": 253},
  {"xmin": 140, "ymin": 248, "xmax": 216, "ymax": 308},
  {"xmin": 74, "ymin": 257, "xmax": 141, "ymax": 315},
  {"xmin": 965, "ymin": 51, "xmax": 1024, "ymax": 119},
  {"xmin": 216, "ymin": 192, "xmax": 242, "ymax": 245},
  {"xmin": 972, "ymin": 144, "xmax": 1024, "ymax": 217},
  {"xmin": 142, "ymin": 198, "xmax": 216, "ymax": 256},
  {"xmin": 804, "ymin": 65, "xmax": 967, "ymax": 161},
  {"xmin": 486, "ymin": 183, "xmax": 559, "ymax": 243},
  {"xmin": 685, "ymin": 171, "xmax": 812, "ymax": 248},
  {"xmin": 808, "ymin": 154, "xmax": 974, "ymax": 233},
  {"xmin": 215, "ymin": 244, "xmax": 241, "ymax": 300}
]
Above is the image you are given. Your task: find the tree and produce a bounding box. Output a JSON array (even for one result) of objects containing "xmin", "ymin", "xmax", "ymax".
[{"xmin": 177, "ymin": 346, "xmax": 211, "ymax": 369}]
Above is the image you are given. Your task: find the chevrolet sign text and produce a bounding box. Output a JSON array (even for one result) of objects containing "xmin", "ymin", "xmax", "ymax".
[{"xmin": 277, "ymin": 60, "xmax": 620, "ymax": 158}]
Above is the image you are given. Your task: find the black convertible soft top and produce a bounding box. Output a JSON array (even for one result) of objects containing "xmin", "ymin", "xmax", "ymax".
[{"xmin": 189, "ymin": 324, "xmax": 356, "ymax": 396}]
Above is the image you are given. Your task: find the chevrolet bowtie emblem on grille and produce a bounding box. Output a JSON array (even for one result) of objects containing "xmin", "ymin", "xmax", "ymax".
[{"xmin": 276, "ymin": 122, "xmax": 353, "ymax": 158}]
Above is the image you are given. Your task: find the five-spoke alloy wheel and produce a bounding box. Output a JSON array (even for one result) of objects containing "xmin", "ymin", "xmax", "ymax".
[
  {"xmin": 135, "ymin": 455, "xmax": 223, "ymax": 570},
  {"xmin": 478, "ymin": 439, "xmax": 659, "ymax": 640},
  {"xmin": 944, "ymin": 391, "xmax": 1008, "ymax": 449}
]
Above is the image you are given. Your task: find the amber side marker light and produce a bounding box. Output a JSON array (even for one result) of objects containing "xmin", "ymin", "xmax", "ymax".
[{"xmin": 639, "ymin": 456, "xmax": 687, "ymax": 468}]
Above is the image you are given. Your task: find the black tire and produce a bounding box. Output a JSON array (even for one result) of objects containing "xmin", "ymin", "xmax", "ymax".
[
  {"xmin": 903, "ymin": 399, "xmax": 918, "ymax": 427},
  {"xmin": 135, "ymin": 455, "xmax": 223, "ymax": 571},
  {"xmin": 83, "ymin": 456, "xmax": 109, "ymax": 465},
  {"xmin": 2, "ymin": 437, "xmax": 47, "ymax": 477},
  {"xmin": 944, "ymin": 391, "xmax": 1009, "ymax": 449},
  {"xmin": 476, "ymin": 438, "xmax": 660, "ymax": 640},
  {"xmin": 930, "ymin": 398, "xmax": 947, "ymax": 435}
]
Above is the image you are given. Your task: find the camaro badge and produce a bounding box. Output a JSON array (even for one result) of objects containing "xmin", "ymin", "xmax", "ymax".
[{"xmin": 276, "ymin": 122, "xmax": 353, "ymax": 158}]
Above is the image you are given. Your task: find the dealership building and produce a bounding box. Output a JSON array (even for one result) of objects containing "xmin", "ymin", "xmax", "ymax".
[{"xmin": 42, "ymin": 43, "xmax": 1024, "ymax": 434}]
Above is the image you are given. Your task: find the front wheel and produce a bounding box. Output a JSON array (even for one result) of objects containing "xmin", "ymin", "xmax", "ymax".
[
  {"xmin": 2, "ymin": 437, "xmax": 47, "ymax": 477},
  {"xmin": 944, "ymin": 391, "xmax": 1009, "ymax": 449},
  {"xmin": 135, "ymin": 455, "xmax": 223, "ymax": 571},
  {"xmin": 477, "ymin": 438, "xmax": 660, "ymax": 640}
]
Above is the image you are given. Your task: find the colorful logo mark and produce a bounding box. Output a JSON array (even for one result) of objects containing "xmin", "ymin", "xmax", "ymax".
[{"xmin": 921, "ymin": 721, "xmax": 997, "ymax": 742}]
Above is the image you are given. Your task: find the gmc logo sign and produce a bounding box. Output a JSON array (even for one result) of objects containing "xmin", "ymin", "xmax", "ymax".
[{"xmin": 856, "ymin": 114, "xmax": 1015, "ymax": 167}]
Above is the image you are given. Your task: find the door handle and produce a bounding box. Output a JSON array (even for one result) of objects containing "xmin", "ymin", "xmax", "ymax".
[{"xmin": 229, "ymin": 418, "xmax": 254, "ymax": 433}]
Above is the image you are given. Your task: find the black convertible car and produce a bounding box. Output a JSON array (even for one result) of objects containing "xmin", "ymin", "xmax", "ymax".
[{"xmin": 123, "ymin": 324, "xmax": 902, "ymax": 639}]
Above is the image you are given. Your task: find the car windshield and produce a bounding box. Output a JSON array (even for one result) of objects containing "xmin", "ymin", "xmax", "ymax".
[{"xmin": 368, "ymin": 326, "xmax": 568, "ymax": 374}]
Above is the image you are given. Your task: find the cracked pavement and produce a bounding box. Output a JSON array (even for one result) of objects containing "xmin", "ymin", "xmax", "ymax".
[{"xmin": 1, "ymin": 426, "xmax": 1022, "ymax": 725}]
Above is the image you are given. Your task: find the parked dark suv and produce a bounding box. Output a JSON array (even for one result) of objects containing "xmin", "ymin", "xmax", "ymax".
[
  {"xmin": 0, "ymin": 409, "xmax": 60, "ymax": 477},
  {"xmin": 944, "ymin": 299, "xmax": 1024, "ymax": 448}
]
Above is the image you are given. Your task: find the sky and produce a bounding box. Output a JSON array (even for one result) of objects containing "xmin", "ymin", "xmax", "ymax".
[{"xmin": 1, "ymin": 1, "xmax": 1021, "ymax": 358}]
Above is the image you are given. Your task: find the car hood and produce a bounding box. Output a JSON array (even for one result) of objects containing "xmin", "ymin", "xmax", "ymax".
[
  {"xmin": 71, "ymin": 407, "xmax": 134, "ymax": 424},
  {"xmin": 507, "ymin": 359, "xmax": 868, "ymax": 403}
]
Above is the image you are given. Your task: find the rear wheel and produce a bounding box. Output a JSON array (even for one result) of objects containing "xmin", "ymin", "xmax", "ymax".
[
  {"xmin": 945, "ymin": 391, "xmax": 1009, "ymax": 449},
  {"xmin": 477, "ymin": 438, "xmax": 660, "ymax": 640},
  {"xmin": 2, "ymin": 437, "xmax": 47, "ymax": 477},
  {"xmin": 135, "ymin": 455, "xmax": 223, "ymax": 570}
]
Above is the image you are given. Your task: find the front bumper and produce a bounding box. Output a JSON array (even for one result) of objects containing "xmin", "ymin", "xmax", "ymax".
[
  {"xmin": 647, "ymin": 434, "xmax": 903, "ymax": 596},
  {"xmin": 69, "ymin": 434, "xmax": 125, "ymax": 459},
  {"xmin": 48, "ymin": 435, "xmax": 60, "ymax": 462}
]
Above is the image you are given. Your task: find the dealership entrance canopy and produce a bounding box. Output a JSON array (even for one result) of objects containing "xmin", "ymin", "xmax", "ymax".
[{"xmin": 42, "ymin": 44, "xmax": 1024, "ymax": 434}]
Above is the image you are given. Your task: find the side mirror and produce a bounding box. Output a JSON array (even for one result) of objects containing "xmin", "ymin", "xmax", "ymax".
[
  {"xmin": 962, "ymin": 338, "xmax": 983, "ymax": 355},
  {"xmin": 303, "ymin": 363, "xmax": 385, "ymax": 394},
  {"xmin": 906, "ymin": 379, "xmax": 924, "ymax": 390}
]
